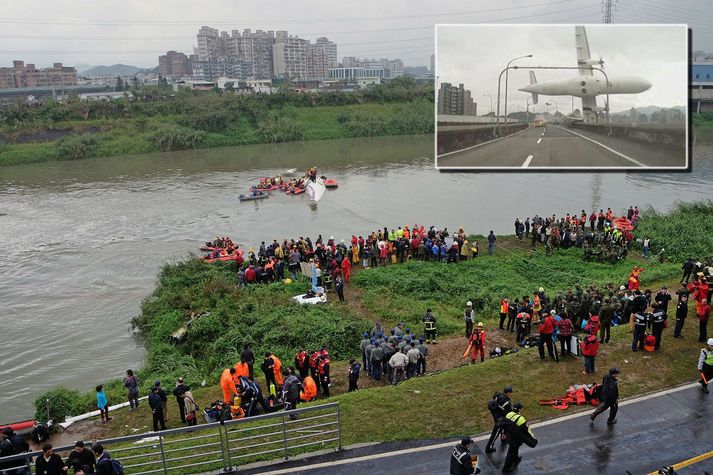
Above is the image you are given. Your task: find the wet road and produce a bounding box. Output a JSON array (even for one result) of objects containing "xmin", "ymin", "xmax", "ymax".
[
  {"xmin": 438, "ymin": 125, "xmax": 687, "ymax": 169},
  {"xmin": 248, "ymin": 383, "xmax": 713, "ymax": 474}
]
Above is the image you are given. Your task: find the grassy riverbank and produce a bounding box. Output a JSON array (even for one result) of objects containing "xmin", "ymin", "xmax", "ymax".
[
  {"xmin": 35, "ymin": 202, "xmax": 712, "ymax": 449},
  {"xmin": 0, "ymin": 79, "xmax": 433, "ymax": 167}
]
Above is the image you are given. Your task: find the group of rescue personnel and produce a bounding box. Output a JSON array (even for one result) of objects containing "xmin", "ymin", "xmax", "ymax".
[{"xmin": 358, "ymin": 320, "xmax": 432, "ymax": 385}]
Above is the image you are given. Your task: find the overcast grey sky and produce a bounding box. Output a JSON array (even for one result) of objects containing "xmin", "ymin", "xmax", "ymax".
[
  {"xmin": 0, "ymin": 0, "xmax": 710, "ymax": 70},
  {"xmin": 437, "ymin": 24, "xmax": 688, "ymax": 113}
]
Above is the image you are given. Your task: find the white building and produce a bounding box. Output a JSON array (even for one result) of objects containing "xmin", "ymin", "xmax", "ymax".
[{"xmin": 328, "ymin": 67, "xmax": 385, "ymax": 79}]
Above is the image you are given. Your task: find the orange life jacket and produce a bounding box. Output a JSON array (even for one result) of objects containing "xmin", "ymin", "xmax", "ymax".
[{"xmin": 300, "ymin": 376, "xmax": 318, "ymax": 401}]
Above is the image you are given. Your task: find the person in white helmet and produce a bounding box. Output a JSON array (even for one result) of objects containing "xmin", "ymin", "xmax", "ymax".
[
  {"xmin": 698, "ymin": 338, "xmax": 713, "ymax": 394},
  {"xmin": 465, "ymin": 301, "xmax": 475, "ymax": 337}
]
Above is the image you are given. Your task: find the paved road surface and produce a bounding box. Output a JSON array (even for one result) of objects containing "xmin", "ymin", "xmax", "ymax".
[
  {"xmin": 246, "ymin": 383, "xmax": 713, "ymax": 474},
  {"xmin": 437, "ymin": 125, "xmax": 686, "ymax": 169}
]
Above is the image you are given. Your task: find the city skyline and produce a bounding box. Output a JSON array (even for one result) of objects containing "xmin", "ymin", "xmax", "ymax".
[{"xmin": 1, "ymin": 0, "xmax": 711, "ymax": 69}]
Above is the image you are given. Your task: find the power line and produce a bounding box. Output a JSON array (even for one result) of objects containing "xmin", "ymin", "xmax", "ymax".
[{"xmin": 0, "ymin": 0, "xmax": 588, "ymax": 26}]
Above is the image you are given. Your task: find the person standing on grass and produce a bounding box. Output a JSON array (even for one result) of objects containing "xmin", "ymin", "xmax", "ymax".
[
  {"xmin": 149, "ymin": 386, "xmax": 166, "ymax": 432},
  {"xmin": 590, "ymin": 368, "xmax": 620, "ymax": 425},
  {"xmin": 698, "ymin": 338, "xmax": 713, "ymax": 394},
  {"xmin": 581, "ymin": 330, "xmax": 599, "ymax": 375},
  {"xmin": 123, "ymin": 369, "xmax": 140, "ymax": 411},
  {"xmin": 347, "ymin": 359, "xmax": 360, "ymax": 392},
  {"xmin": 173, "ymin": 377, "xmax": 191, "ymax": 423},
  {"xmin": 558, "ymin": 314, "xmax": 574, "ymax": 356},
  {"xmin": 96, "ymin": 384, "xmax": 111, "ymax": 422},
  {"xmin": 180, "ymin": 389, "xmax": 198, "ymax": 426},
  {"xmin": 487, "ymin": 231, "xmax": 496, "ymax": 255},
  {"xmin": 335, "ymin": 273, "xmax": 345, "ymax": 302},
  {"xmin": 465, "ymin": 301, "xmax": 475, "ymax": 337},
  {"xmin": 631, "ymin": 309, "xmax": 648, "ymax": 351},
  {"xmin": 649, "ymin": 303, "xmax": 667, "ymax": 351},
  {"xmin": 674, "ymin": 285, "xmax": 690, "ymax": 338},
  {"xmin": 537, "ymin": 310, "xmax": 558, "ymax": 362}
]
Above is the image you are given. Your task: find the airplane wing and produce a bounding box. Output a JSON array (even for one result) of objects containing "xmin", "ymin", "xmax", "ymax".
[{"xmin": 575, "ymin": 25, "xmax": 592, "ymax": 75}]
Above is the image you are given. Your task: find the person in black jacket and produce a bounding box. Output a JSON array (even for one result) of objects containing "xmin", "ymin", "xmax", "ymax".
[
  {"xmin": 590, "ymin": 368, "xmax": 620, "ymax": 425},
  {"xmin": 153, "ymin": 381, "xmax": 168, "ymax": 422},
  {"xmin": 450, "ymin": 437, "xmax": 478, "ymax": 475},
  {"xmin": 347, "ymin": 359, "xmax": 360, "ymax": 392},
  {"xmin": 241, "ymin": 344, "xmax": 255, "ymax": 379},
  {"xmin": 682, "ymin": 258, "xmax": 694, "ymax": 283},
  {"xmin": 649, "ymin": 303, "xmax": 667, "ymax": 350},
  {"xmin": 91, "ymin": 445, "xmax": 116, "ymax": 475},
  {"xmin": 485, "ymin": 386, "xmax": 513, "ymax": 453},
  {"xmin": 674, "ymin": 285, "xmax": 690, "ymax": 338},
  {"xmin": 35, "ymin": 444, "xmax": 67, "ymax": 475},
  {"xmin": 172, "ymin": 377, "xmax": 191, "ymax": 423},
  {"xmin": 66, "ymin": 440, "xmax": 96, "ymax": 474},
  {"xmin": 148, "ymin": 386, "xmax": 166, "ymax": 431}
]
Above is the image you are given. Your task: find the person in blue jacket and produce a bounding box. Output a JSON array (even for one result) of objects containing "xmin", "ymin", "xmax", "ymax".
[{"xmin": 96, "ymin": 384, "xmax": 111, "ymax": 422}]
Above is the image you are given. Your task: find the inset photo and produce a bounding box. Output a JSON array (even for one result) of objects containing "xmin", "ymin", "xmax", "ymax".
[{"xmin": 435, "ymin": 24, "xmax": 689, "ymax": 170}]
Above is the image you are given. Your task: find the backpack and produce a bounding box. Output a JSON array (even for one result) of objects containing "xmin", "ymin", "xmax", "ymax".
[
  {"xmin": 110, "ymin": 459, "xmax": 125, "ymax": 475},
  {"xmin": 487, "ymin": 392, "xmax": 501, "ymax": 415}
]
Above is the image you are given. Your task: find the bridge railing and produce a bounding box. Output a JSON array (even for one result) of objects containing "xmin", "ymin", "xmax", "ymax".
[{"xmin": 0, "ymin": 402, "xmax": 342, "ymax": 474}]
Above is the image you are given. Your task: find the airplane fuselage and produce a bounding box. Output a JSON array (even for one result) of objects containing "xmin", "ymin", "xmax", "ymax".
[{"xmin": 519, "ymin": 75, "xmax": 651, "ymax": 98}]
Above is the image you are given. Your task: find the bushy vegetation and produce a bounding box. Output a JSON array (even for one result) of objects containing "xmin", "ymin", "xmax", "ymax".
[
  {"xmin": 634, "ymin": 201, "xmax": 713, "ymax": 261},
  {"xmin": 353, "ymin": 246, "xmax": 678, "ymax": 335},
  {"xmin": 0, "ymin": 78, "xmax": 434, "ymax": 165},
  {"xmin": 54, "ymin": 133, "xmax": 98, "ymax": 160}
]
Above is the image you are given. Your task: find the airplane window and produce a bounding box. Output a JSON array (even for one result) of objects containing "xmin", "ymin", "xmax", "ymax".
[
  {"xmin": 581, "ymin": 88, "xmax": 587, "ymax": 94},
  {"xmin": 696, "ymin": 74, "xmax": 700, "ymax": 79},
  {"xmin": 580, "ymin": 81, "xmax": 586, "ymax": 86}
]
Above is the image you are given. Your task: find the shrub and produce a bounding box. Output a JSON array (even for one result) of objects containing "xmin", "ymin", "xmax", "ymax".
[
  {"xmin": 54, "ymin": 134, "xmax": 97, "ymax": 160},
  {"xmin": 150, "ymin": 125, "xmax": 207, "ymax": 151},
  {"xmin": 34, "ymin": 386, "xmax": 90, "ymax": 423},
  {"xmin": 257, "ymin": 116, "xmax": 304, "ymax": 143},
  {"xmin": 345, "ymin": 113, "xmax": 386, "ymax": 137}
]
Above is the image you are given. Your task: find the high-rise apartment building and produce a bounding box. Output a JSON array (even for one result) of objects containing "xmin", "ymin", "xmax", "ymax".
[
  {"xmin": 437, "ymin": 82, "xmax": 477, "ymax": 116},
  {"xmin": 272, "ymin": 32, "xmax": 308, "ymax": 79},
  {"xmin": 158, "ymin": 51, "xmax": 193, "ymax": 77},
  {"xmin": 0, "ymin": 60, "xmax": 77, "ymax": 89},
  {"xmin": 306, "ymin": 46, "xmax": 328, "ymax": 80},
  {"xmin": 314, "ymin": 37, "xmax": 338, "ymax": 68},
  {"xmin": 388, "ymin": 59, "xmax": 404, "ymax": 78},
  {"xmin": 196, "ymin": 26, "xmax": 223, "ymax": 61}
]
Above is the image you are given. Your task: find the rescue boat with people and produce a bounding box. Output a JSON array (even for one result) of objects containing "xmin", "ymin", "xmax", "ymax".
[
  {"xmin": 239, "ymin": 192, "xmax": 269, "ymax": 202},
  {"xmin": 202, "ymin": 248, "xmax": 245, "ymax": 263}
]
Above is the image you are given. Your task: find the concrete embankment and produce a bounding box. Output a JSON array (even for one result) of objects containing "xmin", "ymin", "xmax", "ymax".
[
  {"xmin": 570, "ymin": 122, "xmax": 685, "ymax": 150},
  {"xmin": 437, "ymin": 123, "xmax": 528, "ymax": 154}
]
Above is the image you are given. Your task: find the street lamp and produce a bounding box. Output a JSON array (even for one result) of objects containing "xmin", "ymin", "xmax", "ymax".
[
  {"xmin": 504, "ymin": 54, "xmax": 533, "ymax": 123},
  {"xmin": 482, "ymin": 94, "xmax": 493, "ymax": 115}
]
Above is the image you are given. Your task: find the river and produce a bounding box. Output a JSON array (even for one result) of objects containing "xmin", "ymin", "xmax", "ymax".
[{"xmin": 1, "ymin": 134, "xmax": 712, "ymax": 420}]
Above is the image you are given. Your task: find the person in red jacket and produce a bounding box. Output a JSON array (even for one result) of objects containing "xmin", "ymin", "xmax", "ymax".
[
  {"xmin": 469, "ymin": 323, "xmax": 487, "ymax": 364},
  {"xmin": 341, "ymin": 256, "xmax": 352, "ymax": 283},
  {"xmin": 245, "ymin": 265, "xmax": 256, "ymax": 284},
  {"xmin": 558, "ymin": 315, "xmax": 574, "ymax": 356},
  {"xmin": 581, "ymin": 330, "xmax": 599, "ymax": 374},
  {"xmin": 538, "ymin": 310, "xmax": 559, "ymax": 362},
  {"xmin": 585, "ymin": 313, "xmax": 600, "ymax": 337}
]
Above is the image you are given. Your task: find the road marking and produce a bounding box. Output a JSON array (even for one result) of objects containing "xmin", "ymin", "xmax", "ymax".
[
  {"xmin": 522, "ymin": 155, "xmax": 534, "ymax": 167},
  {"xmin": 646, "ymin": 449, "xmax": 713, "ymax": 475},
  {"xmin": 537, "ymin": 138, "xmax": 542, "ymax": 144},
  {"xmin": 261, "ymin": 382, "xmax": 700, "ymax": 474},
  {"xmin": 553, "ymin": 126, "xmax": 647, "ymax": 167},
  {"xmin": 437, "ymin": 126, "xmax": 533, "ymax": 158}
]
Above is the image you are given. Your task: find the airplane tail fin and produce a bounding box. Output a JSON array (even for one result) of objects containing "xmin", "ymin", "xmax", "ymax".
[{"xmin": 529, "ymin": 71, "xmax": 538, "ymax": 104}]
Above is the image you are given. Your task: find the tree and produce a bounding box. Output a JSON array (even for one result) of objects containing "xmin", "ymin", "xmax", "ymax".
[
  {"xmin": 131, "ymin": 76, "xmax": 139, "ymax": 88},
  {"xmin": 224, "ymin": 81, "xmax": 235, "ymax": 92},
  {"xmin": 157, "ymin": 75, "xmax": 169, "ymax": 88},
  {"xmin": 115, "ymin": 76, "xmax": 124, "ymax": 92}
]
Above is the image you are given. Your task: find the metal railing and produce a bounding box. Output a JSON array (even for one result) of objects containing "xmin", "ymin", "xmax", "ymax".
[{"xmin": 0, "ymin": 402, "xmax": 341, "ymax": 474}]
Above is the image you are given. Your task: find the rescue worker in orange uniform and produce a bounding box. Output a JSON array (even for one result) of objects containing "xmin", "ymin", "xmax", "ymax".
[
  {"xmin": 469, "ymin": 322, "xmax": 487, "ymax": 364},
  {"xmin": 299, "ymin": 375, "xmax": 318, "ymax": 402},
  {"xmin": 220, "ymin": 367, "xmax": 239, "ymax": 404}
]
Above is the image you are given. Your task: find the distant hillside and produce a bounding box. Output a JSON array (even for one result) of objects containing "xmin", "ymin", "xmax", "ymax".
[
  {"xmin": 611, "ymin": 105, "xmax": 686, "ymax": 116},
  {"xmin": 80, "ymin": 64, "xmax": 146, "ymax": 76}
]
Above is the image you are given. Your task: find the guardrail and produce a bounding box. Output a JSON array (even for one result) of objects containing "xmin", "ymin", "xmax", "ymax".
[{"xmin": 0, "ymin": 402, "xmax": 342, "ymax": 474}]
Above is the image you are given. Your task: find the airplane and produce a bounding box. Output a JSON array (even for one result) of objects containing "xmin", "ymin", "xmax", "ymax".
[{"xmin": 518, "ymin": 26, "xmax": 651, "ymax": 123}]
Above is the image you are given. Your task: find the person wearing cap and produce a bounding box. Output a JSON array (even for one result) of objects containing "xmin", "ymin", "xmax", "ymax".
[
  {"xmin": 416, "ymin": 337, "xmax": 429, "ymax": 375},
  {"xmin": 697, "ymin": 338, "xmax": 713, "ymax": 394},
  {"xmin": 148, "ymin": 386, "xmax": 166, "ymax": 431},
  {"xmin": 590, "ymin": 368, "xmax": 620, "ymax": 425},
  {"xmin": 500, "ymin": 402, "xmax": 536, "ymax": 472},
  {"xmin": 674, "ymin": 283, "xmax": 690, "ymax": 338},
  {"xmin": 450, "ymin": 437, "xmax": 478, "ymax": 475},
  {"xmin": 485, "ymin": 386, "xmax": 513, "ymax": 453},
  {"xmin": 423, "ymin": 309, "xmax": 437, "ymax": 344},
  {"xmin": 631, "ymin": 307, "xmax": 649, "ymax": 351},
  {"xmin": 468, "ymin": 323, "xmax": 487, "ymax": 364},
  {"xmin": 359, "ymin": 332, "xmax": 371, "ymax": 373},
  {"xmin": 465, "ymin": 301, "xmax": 475, "ymax": 338},
  {"xmin": 153, "ymin": 380, "xmax": 168, "ymax": 422},
  {"xmin": 649, "ymin": 302, "xmax": 667, "ymax": 351}
]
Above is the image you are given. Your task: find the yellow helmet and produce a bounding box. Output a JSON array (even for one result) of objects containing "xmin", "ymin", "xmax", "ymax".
[{"xmin": 477, "ymin": 322, "xmax": 484, "ymax": 329}]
